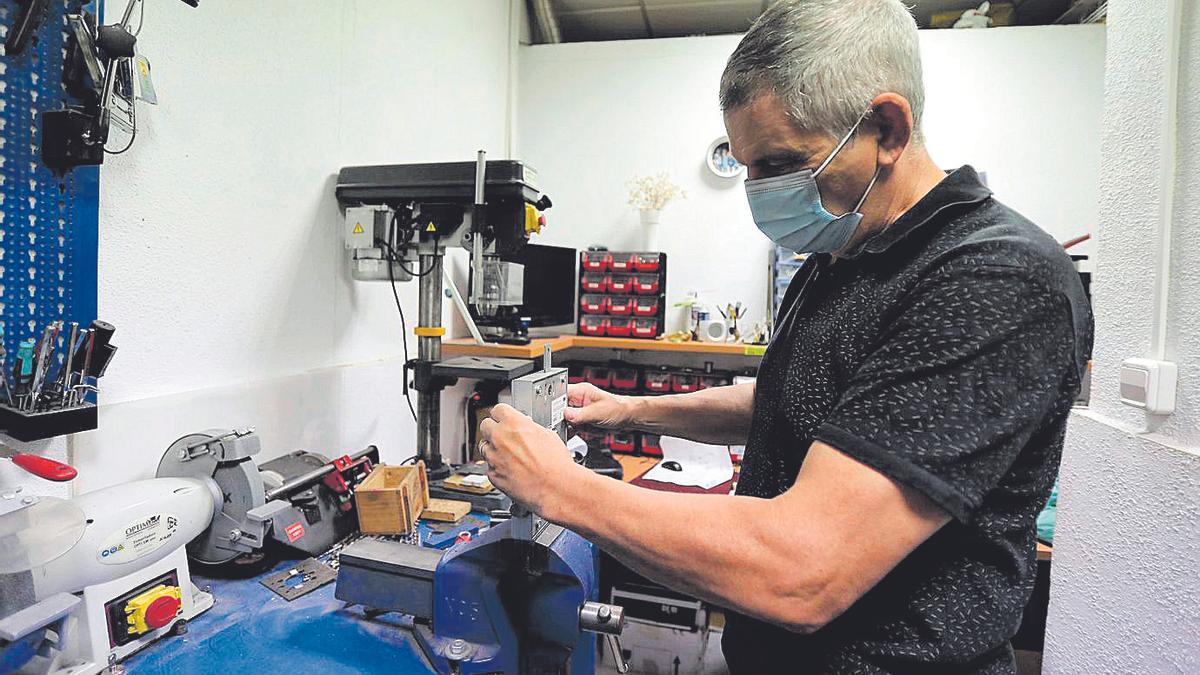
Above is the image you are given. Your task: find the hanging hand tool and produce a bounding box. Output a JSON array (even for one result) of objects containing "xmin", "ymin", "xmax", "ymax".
[{"xmin": 0, "ymin": 445, "xmax": 77, "ymax": 481}]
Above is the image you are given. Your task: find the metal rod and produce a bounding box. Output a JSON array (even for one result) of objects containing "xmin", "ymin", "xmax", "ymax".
[
  {"xmin": 417, "ymin": 253, "xmax": 445, "ymax": 473},
  {"xmin": 264, "ymin": 445, "xmax": 378, "ymax": 501},
  {"xmin": 470, "ymin": 150, "xmax": 488, "ymax": 308}
]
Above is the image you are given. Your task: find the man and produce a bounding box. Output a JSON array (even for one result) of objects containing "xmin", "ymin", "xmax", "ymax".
[{"xmin": 478, "ymin": 0, "xmax": 1093, "ymax": 672}]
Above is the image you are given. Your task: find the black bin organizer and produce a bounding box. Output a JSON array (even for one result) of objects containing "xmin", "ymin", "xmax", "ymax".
[
  {"xmin": 578, "ymin": 250, "xmax": 667, "ymax": 340},
  {"xmin": 0, "ymin": 403, "xmax": 98, "ymax": 442}
]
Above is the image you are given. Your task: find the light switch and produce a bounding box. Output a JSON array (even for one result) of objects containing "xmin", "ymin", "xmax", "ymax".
[{"xmin": 1120, "ymin": 358, "xmax": 1177, "ymax": 415}]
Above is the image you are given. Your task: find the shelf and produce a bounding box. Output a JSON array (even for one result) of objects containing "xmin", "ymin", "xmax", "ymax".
[{"xmin": 441, "ymin": 335, "xmax": 766, "ymax": 359}]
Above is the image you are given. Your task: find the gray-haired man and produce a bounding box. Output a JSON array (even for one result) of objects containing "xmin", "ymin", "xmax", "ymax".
[{"xmin": 478, "ymin": 0, "xmax": 1093, "ymax": 672}]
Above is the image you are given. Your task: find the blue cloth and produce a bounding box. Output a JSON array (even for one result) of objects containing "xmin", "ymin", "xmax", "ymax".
[{"xmin": 1036, "ymin": 481, "xmax": 1058, "ymax": 543}]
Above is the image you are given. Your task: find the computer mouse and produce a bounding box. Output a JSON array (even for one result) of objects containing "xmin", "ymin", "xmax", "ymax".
[{"xmin": 662, "ymin": 460, "xmax": 683, "ymax": 471}]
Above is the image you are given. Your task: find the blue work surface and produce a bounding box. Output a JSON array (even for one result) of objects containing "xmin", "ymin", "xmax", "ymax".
[{"xmin": 127, "ymin": 557, "xmax": 431, "ymax": 674}]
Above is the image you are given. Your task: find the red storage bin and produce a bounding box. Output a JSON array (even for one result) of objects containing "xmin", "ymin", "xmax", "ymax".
[
  {"xmin": 644, "ymin": 370, "xmax": 672, "ymax": 393},
  {"xmin": 579, "ymin": 316, "xmax": 607, "ymax": 336},
  {"xmin": 610, "ymin": 252, "xmax": 637, "ymax": 272},
  {"xmin": 607, "ymin": 274, "xmax": 635, "ymax": 294},
  {"xmin": 581, "ymin": 251, "xmax": 611, "ymax": 272},
  {"xmin": 606, "ymin": 317, "xmax": 633, "ymax": 337},
  {"xmin": 577, "ymin": 430, "xmax": 608, "ymax": 449},
  {"xmin": 568, "ymin": 369, "xmax": 586, "ymax": 385},
  {"xmin": 632, "ymin": 318, "xmax": 659, "ymax": 339},
  {"xmin": 633, "ymin": 275, "xmax": 660, "ymax": 295},
  {"xmin": 610, "ymin": 432, "xmax": 637, "ymax": 454},
  {"xmin": 581, "ymin": 273, "xmax": 608, "ymax": 293},
  {"xmin": 632, "ymin": 253, "xmax": 662, "ymax": 273},
  {"xmin": 672, "ymin": 373, "xmax": 701, "ymax": 393},
  {"xmin": 607, "ymin": 295, "xmax": 634, "ymax": 316},
  {"xmin": 610, "ymin": 367, "xmax": 639, "ymax": 391},
  {"xmin": 632, "ymin": 297, "xmax": 660, "ymax": 317},
  {"xmin": 584, "ymin": 366, "xmax": 612, "ymax": 388},
  {"xmin": 580, "ymin": 294, "xmax": 610, "ymax": 315},
  {"xmin": 641, "ymin": 433, "xmax": 663, "ymax": 457}
]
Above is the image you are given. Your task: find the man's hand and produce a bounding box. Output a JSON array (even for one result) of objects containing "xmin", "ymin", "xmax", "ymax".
[
  {"xmin": 563, "ymin": 382, "xmax": 634, "ymax": 430},
  {"xmin": 478, "ymin": 403, "xmax": 584, "ymax": 516}
]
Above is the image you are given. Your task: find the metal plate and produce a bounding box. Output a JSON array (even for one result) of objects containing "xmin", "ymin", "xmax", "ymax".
[
  {"xmin": 431, "ymin": 356, "xmax": 536, "ymax": 382},
  {"xmin": 260, "ymin": 558, "xmax": 337, "ymax": 601}
]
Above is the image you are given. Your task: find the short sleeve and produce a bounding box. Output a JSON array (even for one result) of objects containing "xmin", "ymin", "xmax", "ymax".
[{"xmin": 813, "ymin": 264, "xmax": 1079, "ymax": 522}]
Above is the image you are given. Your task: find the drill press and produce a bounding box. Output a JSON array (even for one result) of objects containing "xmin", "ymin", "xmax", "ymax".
[{"xmin": 336, "ymin": 152, "xmax": 551, "ymax": 480}]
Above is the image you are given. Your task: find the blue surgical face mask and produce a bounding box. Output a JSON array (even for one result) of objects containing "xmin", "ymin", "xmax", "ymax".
[{"xmin": 744, "ymin": 113, "xmax": 881, "ymax": 254}]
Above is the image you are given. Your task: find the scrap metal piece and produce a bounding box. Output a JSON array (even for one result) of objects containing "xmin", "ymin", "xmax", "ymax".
[{"xmin": 260, "ymin": 558, "xmax": 337, "ymax": 602}]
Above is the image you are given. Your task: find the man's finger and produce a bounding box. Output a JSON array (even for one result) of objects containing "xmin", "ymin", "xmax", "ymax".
[
  {"xmin": 563, "ymin": 406, "xmax": 590, "ymax": 425},
  {"xmin": 490, "ymin": 403, "xmax": 520, "ymax": 422},
  {"xmin": 567, "ymin": 383, "xmax": 594, "ymax": 407},
  {"xmin": 479, "ymin": 417, "xmax": 498, "ymax": 441}
]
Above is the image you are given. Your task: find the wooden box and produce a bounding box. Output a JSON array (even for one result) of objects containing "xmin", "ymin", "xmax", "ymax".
[{"xmin": 355, "ymin": 462, "xmax": 429, "ymax": 535}]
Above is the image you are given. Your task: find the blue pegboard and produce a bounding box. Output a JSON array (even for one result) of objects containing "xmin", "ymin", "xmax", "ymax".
[{"xmin": 0, "ymin": 0, "xmax": 100, "ymax": 369}]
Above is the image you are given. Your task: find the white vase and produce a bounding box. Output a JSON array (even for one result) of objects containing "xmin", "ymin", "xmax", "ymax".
[{"xmin": 640, "ymin": 209, "xmax": 661, "ymax": 250}]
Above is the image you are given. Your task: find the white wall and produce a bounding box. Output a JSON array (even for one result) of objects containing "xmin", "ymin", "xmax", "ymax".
[
  {"xmin": 1044, "ymin": 0, "xmax": 1200, "ymax": 671},
  {"xmin": 44, "ymin": 0, "xmax": 520, "ymax": 494},
  {"xmin": 518, "ymin": 25, "xmax": 1106, "ymax": 332}
]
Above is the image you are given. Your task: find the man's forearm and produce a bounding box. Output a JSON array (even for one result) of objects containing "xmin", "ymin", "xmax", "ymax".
[
  {"xmin": 626, "ymin": 382, "xmax": 754, "ymax": 445},
  {"xmin": 547, "ymin": 466, "xmax": 830, "ymax": 633}
]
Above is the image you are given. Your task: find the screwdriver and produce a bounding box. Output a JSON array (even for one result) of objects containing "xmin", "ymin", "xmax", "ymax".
[
  {"xmin": 0, "ymin": 326, "xmax": 12, "ymax": 406},
  {"xmin": 13, "ymin": 339, "xmax": 35, "ymax": 411},
  {"xmin": 0, "ymin": 445, "xmax": 77, "ymax": 482}
]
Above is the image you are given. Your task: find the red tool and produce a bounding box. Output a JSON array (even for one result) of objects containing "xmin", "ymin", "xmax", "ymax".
[{"xmin": 0, "ymin": 446, "xmax": 77, "ymax": 482}]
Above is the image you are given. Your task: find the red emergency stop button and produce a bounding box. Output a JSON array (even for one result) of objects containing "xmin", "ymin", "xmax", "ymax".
[{"xmin": 144, "ymin": 595, "xmax": 182, "ymax": 630}]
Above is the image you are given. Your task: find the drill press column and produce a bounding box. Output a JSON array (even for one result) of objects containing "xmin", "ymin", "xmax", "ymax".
[{"xmin": 416, "ymin": 252, "xmax": 445, "ymax": 477}]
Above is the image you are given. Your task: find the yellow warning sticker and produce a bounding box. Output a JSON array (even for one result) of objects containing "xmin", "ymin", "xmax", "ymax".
[
  {"xmin": 352, "ymin": 223, "xmax": 364, "ymax": 234},
  {"xmin": 425, "ymin": 222, "xmax": 437, "ymax": 232},
  {"xmin": 743, "ymin": 345, "xmax": 767, "ymax": 357}
]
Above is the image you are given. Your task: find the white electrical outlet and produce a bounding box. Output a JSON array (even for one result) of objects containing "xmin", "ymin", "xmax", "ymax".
[{"xmin": 1119, "ymin": 358, "xmax": 1177, "ymax": 414}]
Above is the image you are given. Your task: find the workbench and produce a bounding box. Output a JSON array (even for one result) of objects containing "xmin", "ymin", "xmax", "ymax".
[
  {"xmin": 126, "ymin": 556, "xmax": 432, "ymax": 672},
  {"xmin": 442, "ymin": 335, "xmax": 767, "ymax": 359}
]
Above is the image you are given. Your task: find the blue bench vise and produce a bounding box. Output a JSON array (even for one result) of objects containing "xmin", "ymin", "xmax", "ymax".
[{"xmin": 335, "ymin": 517, "xmax": 628, "ymax": 674}]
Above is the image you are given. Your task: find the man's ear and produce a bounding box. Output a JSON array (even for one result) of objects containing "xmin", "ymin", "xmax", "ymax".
[{"xmin": 867, "ymin": 93, "xmax": 914, "ymax": 167}]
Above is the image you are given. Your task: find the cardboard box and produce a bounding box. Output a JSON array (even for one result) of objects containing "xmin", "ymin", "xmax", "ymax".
[{"xmin": 356, "ymin": 463, "xmax": 429, "ymax": 534}]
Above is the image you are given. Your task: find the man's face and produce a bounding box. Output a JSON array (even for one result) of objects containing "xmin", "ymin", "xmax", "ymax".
[{"xmin": 725, "ymin": 93, "xmax": 879, "ymax": 219}]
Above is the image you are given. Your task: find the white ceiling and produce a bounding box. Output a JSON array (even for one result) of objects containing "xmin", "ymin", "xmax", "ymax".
[{"xmin": 542, "ymin": 0, "xmax": 1076, "ymax": 42}]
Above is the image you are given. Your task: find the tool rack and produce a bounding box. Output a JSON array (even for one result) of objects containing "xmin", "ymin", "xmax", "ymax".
[{"xmin": 0, "ymin": 0, "xmax": 102, "ymax": 440}]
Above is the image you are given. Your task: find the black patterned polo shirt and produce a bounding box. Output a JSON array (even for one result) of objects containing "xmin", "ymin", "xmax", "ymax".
[{"xmin": 722, "ymin": 166, "xmax": 1093, "ymax": 674}]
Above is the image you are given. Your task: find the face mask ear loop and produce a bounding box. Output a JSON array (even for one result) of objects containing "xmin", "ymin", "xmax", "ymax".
[
  {"xmin": 854, "ymin": 165, "xmax": 883, "ymax": 213},
  {"xmin": 814, "ymin": 111, "xmax": 870, "ymax": 179}
]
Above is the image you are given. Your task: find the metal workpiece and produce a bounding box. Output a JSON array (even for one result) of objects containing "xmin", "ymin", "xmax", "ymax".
[{"xmin": 507, "ymin": 345, "xmax": 571, "ymax": 542}]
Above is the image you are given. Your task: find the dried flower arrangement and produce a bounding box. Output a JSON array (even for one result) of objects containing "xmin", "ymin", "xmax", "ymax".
[{"xmin": 627, "ymin": 173, "xmax": 686, "ymax": 212}]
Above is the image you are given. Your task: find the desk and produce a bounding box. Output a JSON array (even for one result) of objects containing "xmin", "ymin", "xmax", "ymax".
[{"xmin": 442, "ymin": 335, "xmax": 766, "ymax": 359}]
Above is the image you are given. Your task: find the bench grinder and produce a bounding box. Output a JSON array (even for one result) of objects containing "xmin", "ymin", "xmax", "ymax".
[{"xmin": 0, "ymin": 430, "xmax": 377, "ymax": 674}]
